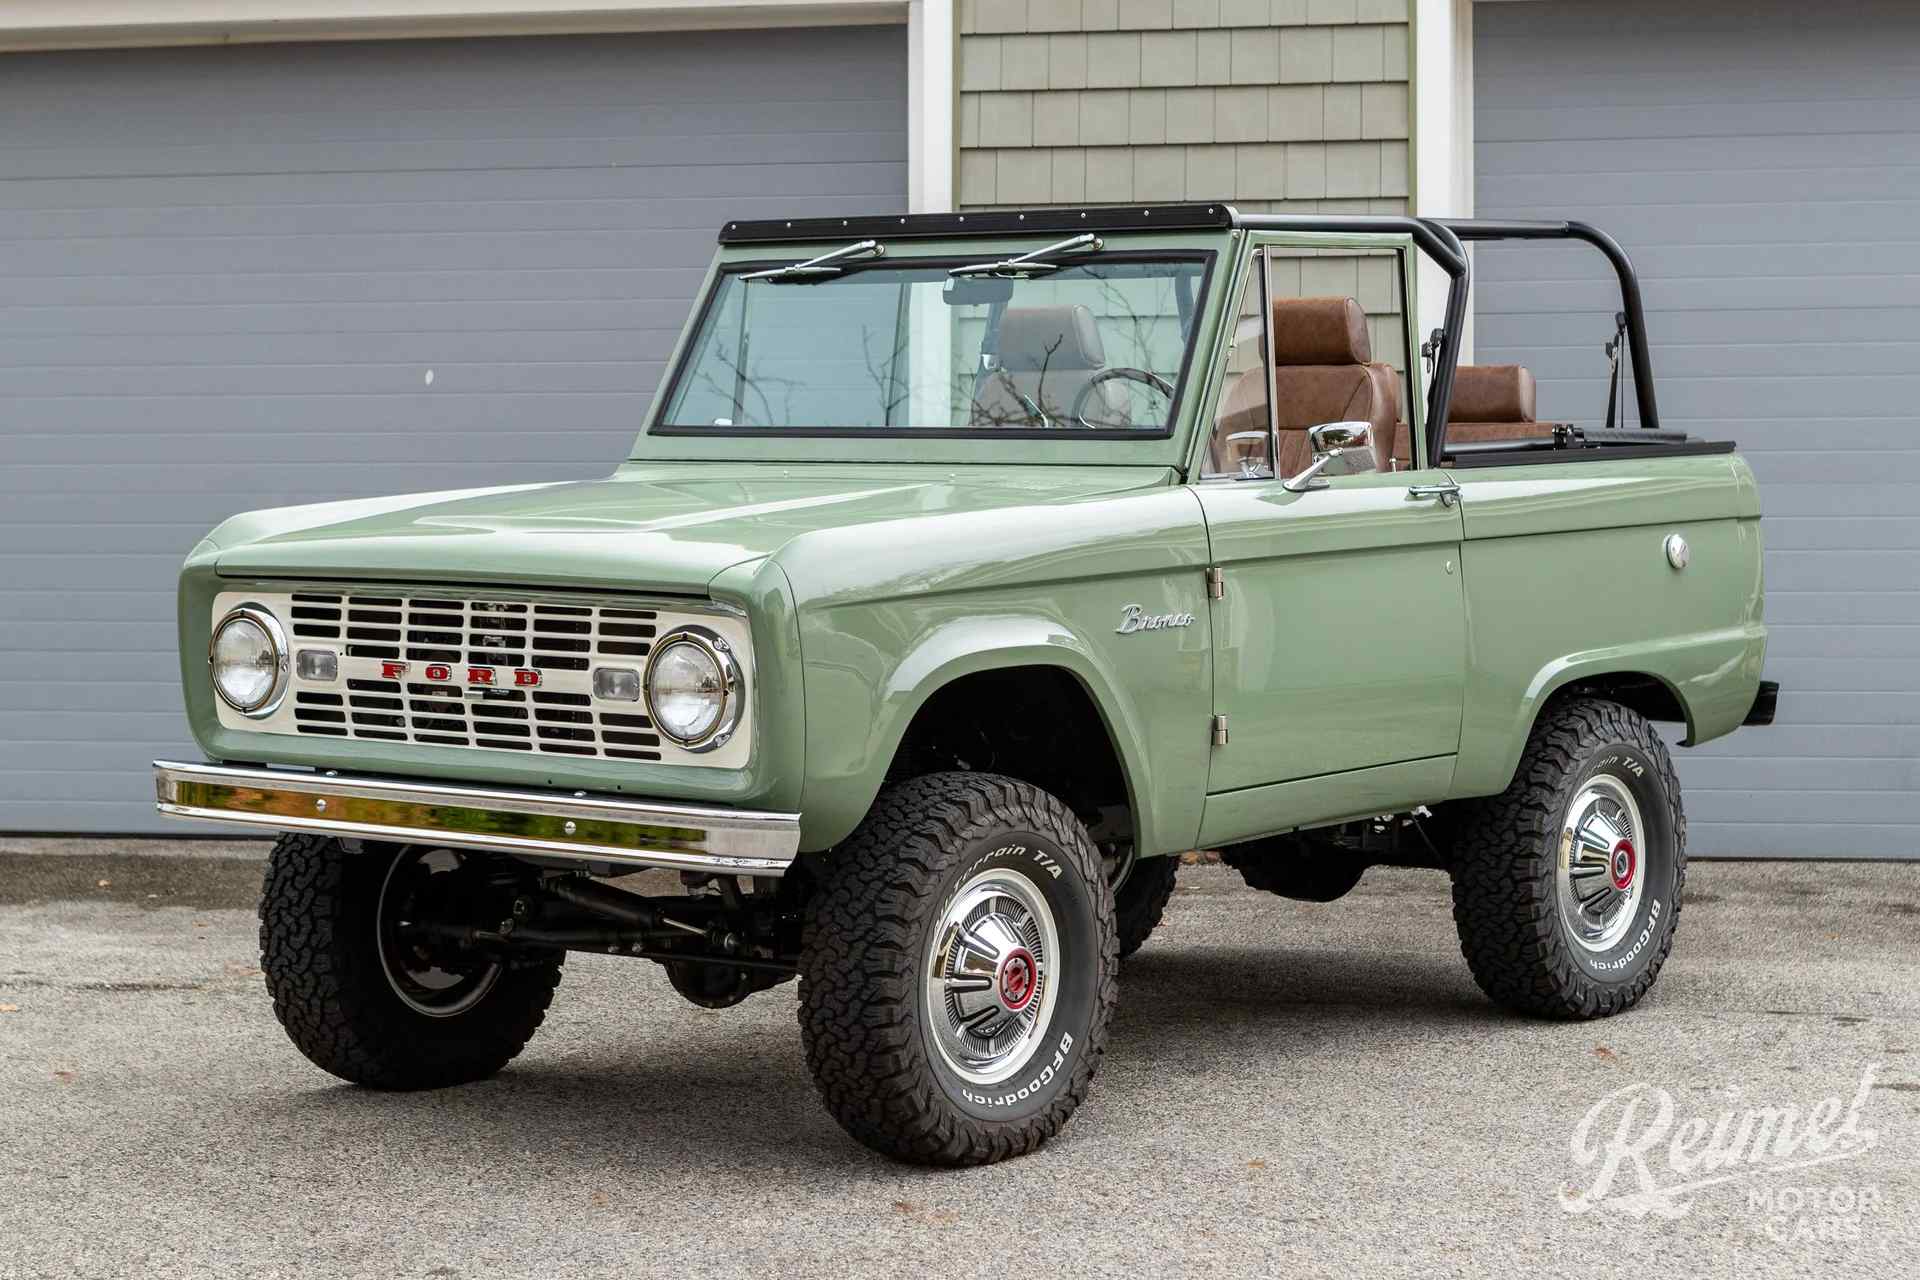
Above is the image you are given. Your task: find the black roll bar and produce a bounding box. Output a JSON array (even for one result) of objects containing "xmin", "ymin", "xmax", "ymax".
[{"xmin": 1432, "ymin": 219, "xmax": 1662, "ymax": 439}]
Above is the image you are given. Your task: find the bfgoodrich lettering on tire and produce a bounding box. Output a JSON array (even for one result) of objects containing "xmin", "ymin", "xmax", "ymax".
[
  {"xmin": 797, "ymin": 772, "xmax": 1118, "ymax": 1165},
  {"xmin": 1449, "ymin": 697, "xmax": 1686, "ymax": 1019}
]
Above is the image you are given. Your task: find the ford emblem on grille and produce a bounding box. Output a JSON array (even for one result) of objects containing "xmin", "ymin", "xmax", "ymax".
[{"xmin": 379, "ymin": 660, "xmax": 540, "ymax": 687}]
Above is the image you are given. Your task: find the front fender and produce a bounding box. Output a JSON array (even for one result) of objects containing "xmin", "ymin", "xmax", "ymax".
[
  {"xmin": 773, "ymin": 485, "xmax": 1213, "ymax": 853},
  {"xmin": 794, "ymin": 605, "xmax": 1206, "ymax": 854}
]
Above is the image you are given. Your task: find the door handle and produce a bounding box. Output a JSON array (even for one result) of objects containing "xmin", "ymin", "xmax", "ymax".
[{"xmin": 1407, "ymin": 482, "xmax": 1460, "ymax": 508}]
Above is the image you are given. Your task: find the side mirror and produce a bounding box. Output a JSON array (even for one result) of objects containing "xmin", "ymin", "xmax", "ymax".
[
  {"xmin": 1222, "ymin": 429, "xmax": 1275, "ymax": 479},
  {"xmin": 1283, "ymin": 421, "xmax": 1372, "ymax": 493},
  {"xmin": 1308, "ymin": 420, "xmax": 1371, "ymax": 455}
]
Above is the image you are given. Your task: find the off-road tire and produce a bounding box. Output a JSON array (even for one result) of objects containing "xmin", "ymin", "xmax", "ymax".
[
  {"xmin": 1449, "ymin": 697, "xmax": 1686, "ymax": 1019},
  {"xmin": 1114, "ymin": 854, "xmax": 1178, "ymax": 958},
  {"xmin": 797, "ymin": 772, "xmax": 1118, "ymax": 1165},
  {"xmin": 259, "ymin": 833, "xmax": 563, "ymax": 1089}
]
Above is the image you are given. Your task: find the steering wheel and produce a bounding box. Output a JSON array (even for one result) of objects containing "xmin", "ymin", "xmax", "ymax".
[{"xmin": 1070, "ymin": 367, "xmax": 1176, "ymax": 429}]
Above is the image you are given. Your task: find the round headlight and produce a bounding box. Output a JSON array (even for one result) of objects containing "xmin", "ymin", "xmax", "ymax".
[
  {"xmin": 645, "ymin": 629, "xmax": 740, "ymax": 750},
  {"xmin": 210, "ymin": 607, "xmax": 287, "ymax": 716}
]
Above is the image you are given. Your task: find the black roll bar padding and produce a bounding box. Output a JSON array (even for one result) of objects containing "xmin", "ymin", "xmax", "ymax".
[
  {"xmin": 1234, "ymin": 214, "xmax": 1471, "ymax": 467},
  {"xmin": 1433, "ymin": 218, "xmax": 1662, "ymax": 437}
]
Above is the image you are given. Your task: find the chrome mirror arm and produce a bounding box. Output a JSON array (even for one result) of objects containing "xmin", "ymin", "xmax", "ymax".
[
  {"xmin": 1282, "ymin": 453, "xmax": 1337, "ymax": 493},
  {"xmin": 1281, "ymin": 420, "xmax": 1372, "ymax": 494}
]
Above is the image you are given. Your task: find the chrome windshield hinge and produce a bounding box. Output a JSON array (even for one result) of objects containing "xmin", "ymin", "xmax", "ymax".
[
  {"xmin": 1205, "ymin": 566, "xmax": 1225, "ymax": 600},
  {"xmin": 1210, "ymin": 715, "xmax": 1229, "ymax": 747}
]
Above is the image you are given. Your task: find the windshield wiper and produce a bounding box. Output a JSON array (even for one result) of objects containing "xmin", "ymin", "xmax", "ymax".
[
  {"xmin": 948, "ymin": 233, "xmax": 1104, "ymax": 278},
  {"xmin": 740, "ymin": 238, "xmax": 885, "ymax": 283}
]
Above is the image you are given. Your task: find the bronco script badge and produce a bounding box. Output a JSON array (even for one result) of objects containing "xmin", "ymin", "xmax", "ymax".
[{"xmin": 1115, "ymin": 604, "xmax": 1196, "ymax": 634}]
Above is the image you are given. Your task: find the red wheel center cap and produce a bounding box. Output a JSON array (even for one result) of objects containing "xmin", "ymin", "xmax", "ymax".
[
  {"xmin": 1611, "ymin": 840, "xmax": 1637, "ymax": 891},
  {"xmin": 998, "ymin": 948, "xmax": 1037, "ymax": 1013}
]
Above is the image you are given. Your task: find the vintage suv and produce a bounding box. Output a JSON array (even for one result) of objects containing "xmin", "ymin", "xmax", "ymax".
[{"xmin": 155, "ymin": 205, "xmax": 1775, "ymax": 1166}]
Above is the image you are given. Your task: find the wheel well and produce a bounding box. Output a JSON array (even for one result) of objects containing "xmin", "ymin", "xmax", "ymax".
[
  {"xmin": 1553, "ymin": 672, "xmax": 1689, "ymax": 730},
  {"xmin": 888, "ymin": 666, "xmax": 1132, "ymax": 834}
]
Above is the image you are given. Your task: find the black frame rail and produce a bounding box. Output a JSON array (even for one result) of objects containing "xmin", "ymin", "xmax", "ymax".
[{"xmin": 720, "ymin": 203, "xmax": 1235, "ymax": 244}]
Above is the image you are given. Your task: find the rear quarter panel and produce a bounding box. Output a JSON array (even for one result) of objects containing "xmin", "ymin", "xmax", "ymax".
[{"xmin": 1450, "ymin": 452, "xmax": 1767, "ymax": 798}]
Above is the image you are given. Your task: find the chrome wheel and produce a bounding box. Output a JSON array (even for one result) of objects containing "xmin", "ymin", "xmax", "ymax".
[
  {"xmin": 1557, "ymin": 774, "xmax": 1646, "ymax": 953},
  {"xmin": 925, "ymin": 868, "xmax": 1061, "ymax": 1086},
  {"xmin": 377, "ymin": 847, "xmax": 502, "ymax": 1018}
]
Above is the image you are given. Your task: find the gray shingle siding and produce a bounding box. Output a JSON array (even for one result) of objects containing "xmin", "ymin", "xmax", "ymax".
[{"xmin": 960, "ymin": 0, "xmax": 1410, "ymax": 212}]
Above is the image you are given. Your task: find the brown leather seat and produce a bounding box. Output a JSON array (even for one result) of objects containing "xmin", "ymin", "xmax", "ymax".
[
  {"xmin": 969, "ymin": 304, "xmax": 1130, "ymax": 428},
  {"xmin": 1211, "ymin": 297, "xmax": 1399, "ymax": 476},
  {"xmin": 1392, "ymin": 364, "xmax": 1555, "ymax": 466}
]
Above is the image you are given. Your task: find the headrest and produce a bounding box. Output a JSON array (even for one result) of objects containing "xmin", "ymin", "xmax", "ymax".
[
  {"xmin": 1449, "ymin": 365, "xmax": 1537, "ymax": 423},
  {"xmin": 996, "ymin": 305, "xmax": 1106, "ymax": 372},
  {"xmin": 1272, "ymin": 296, "xmax": 1371, "ymax": 366}
]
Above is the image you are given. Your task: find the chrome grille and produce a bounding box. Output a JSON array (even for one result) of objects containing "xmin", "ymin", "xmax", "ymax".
[{"xmin": 283, "ymin": 591, "xmax": 664, "ymax": 760}]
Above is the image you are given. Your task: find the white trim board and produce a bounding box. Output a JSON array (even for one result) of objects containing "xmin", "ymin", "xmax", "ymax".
[
  {"xmin": 907, "ymin": 0, "xmax": 954, "ymax": 213},
  {"xmin": 1413, "ymin": 0, "xmax": 1476, "ymax": 360}
]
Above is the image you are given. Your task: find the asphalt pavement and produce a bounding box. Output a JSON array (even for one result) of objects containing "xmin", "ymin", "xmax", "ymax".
[{"xmin": 2, "ymin": 841, "xmax": 1916, "ymax": 1279}]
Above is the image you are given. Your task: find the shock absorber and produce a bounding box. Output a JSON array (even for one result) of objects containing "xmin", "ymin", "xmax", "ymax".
[{"xmin": 545, "ymin": 875, "xmax": 660, "ymax": 928}]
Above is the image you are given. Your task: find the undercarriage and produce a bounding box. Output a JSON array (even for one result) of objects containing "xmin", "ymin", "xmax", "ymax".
[{"xmin": 384, "ymin": 843, "xmax": 808, "ymax": 1010}]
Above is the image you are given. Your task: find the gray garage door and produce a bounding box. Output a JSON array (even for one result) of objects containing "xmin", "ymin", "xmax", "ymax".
[
  {"xmin": 1475, "ymin": 0, "xmax": 1919, "ymax": 857},
  {"xmin": 0, "ymin": 28, "xmax": 907, "ymax": 833}
]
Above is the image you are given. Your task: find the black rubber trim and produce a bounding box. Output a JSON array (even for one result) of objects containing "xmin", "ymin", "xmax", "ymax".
[
  {"xmin": 719, "ymin": 204, "xmax": 1235, "ymax": 243},
  {"xmin": 1744, "ymin": 680, "xmax": 1780, "ymax": 727},
  {"xmin": 1445, "ymin": 441, "xmax": 1737, "ymax": 468},
  {"xmin": 1443, "ymin": 428, "xmax": 1694, "ymax": 456}
]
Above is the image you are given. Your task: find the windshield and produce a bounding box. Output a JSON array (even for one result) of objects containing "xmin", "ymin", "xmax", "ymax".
[{"xmin": 654, "ymin": 256, "xmax": 1210, "ymax": 435}]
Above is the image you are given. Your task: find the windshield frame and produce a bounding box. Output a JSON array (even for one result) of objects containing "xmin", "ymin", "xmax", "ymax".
[{"xmin": 645, "ymin": 248, "xmax": 1219, "ymax": 442}]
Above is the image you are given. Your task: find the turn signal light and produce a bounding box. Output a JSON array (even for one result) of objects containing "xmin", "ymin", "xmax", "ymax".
[{"xmin": 592, "ymin": 667, "xmax": 642, "ymax": 702}]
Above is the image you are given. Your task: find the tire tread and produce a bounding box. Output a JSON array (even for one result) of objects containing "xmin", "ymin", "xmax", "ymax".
[
  {"xmin": 258, "ymin": 833, "xmax": 561, "ymax": 1089},
  {"xmin": 797, "ymin": 773, "xmax": 1118, "ymax": 1165},
  {"xmin": 1115, "ymin": 855, "xmax": 1178, "ymax": 959},
  {"xmin": 1449, "ymin": 697, "xmax": 1687, "ymax": 1020}
]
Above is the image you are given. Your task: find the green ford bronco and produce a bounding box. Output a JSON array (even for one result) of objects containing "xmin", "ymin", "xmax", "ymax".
[{"xmin": 156, "ymin": 205, "xmax": 1775, "ymax": 1165}]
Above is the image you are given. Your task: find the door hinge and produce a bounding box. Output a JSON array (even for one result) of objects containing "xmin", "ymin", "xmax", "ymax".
[
  {"xmin": 1205, "ymin": 566, "xmax": 1225, "ymax": 599},
  {"xmin": 1210, "ymin": 714, "xmax": 1229, "ymax": 747}
]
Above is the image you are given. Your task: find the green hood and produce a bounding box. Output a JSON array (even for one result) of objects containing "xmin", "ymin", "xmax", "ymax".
[{"xmin": 209, "ymin": 462, "xmax": 1176, "ymax": 595}]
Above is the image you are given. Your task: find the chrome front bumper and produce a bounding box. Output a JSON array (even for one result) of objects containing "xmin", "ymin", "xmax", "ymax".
[{"xmin": 152, "ymin": 760, "xmax": 801, "ymax": 876}]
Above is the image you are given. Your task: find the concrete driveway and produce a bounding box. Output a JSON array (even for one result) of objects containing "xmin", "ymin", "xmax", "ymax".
[{"xmin": 2, "ymin": 844, "xmax": 1916, "ymax": 1279}]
